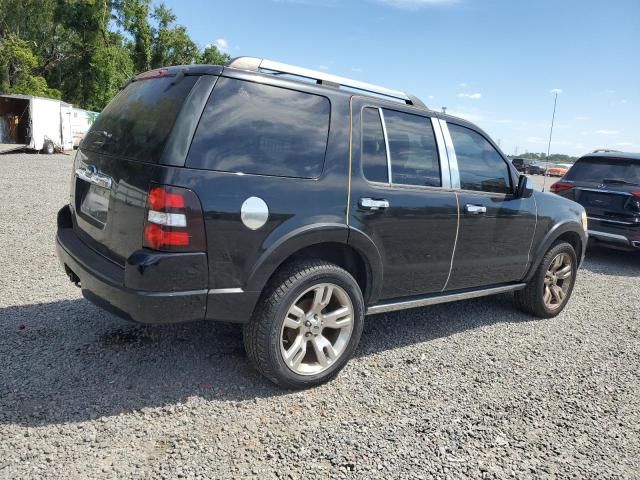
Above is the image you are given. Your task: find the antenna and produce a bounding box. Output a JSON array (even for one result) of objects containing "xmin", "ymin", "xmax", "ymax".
[{"xmin": 542, "ymin": 89, "xmax": 561, "ymax": 192}]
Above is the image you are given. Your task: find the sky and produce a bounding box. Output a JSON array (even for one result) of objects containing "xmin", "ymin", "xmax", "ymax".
[{"xmin": 163, "ymin": 0, "xmax": 639, "ymax": 157}]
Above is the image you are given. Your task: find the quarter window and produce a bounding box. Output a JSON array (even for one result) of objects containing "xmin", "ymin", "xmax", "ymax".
[
  {"xmin": 187, "ymin": 78, "xmax": 330, "ymax": 179},
  {"xmin": 448, "ymin": 124, "xmax": 511, "ymax": 194}
]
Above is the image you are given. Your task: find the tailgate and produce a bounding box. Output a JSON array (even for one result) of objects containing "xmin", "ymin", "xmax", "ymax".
[{"xmin": 574, "ymin": 188, "xmax": 637, "ymax": 222}]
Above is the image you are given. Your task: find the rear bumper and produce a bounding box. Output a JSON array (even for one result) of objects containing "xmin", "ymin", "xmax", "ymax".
[
  {"xmin": 587, "ymin": 217, "xmax": 640, "ymax": 250},
  {"xmin": 56, "ymin": 205, "xmax": 259, "ymax": 324},
  {"xmin": 56, "ymin": 227, "xmax": 208, "ymax": 324}
]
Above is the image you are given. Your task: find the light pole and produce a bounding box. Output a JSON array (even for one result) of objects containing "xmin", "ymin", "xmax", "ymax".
[{"xmin": 542, "ymin": 89, "xmax": 561, "ymax": 192}]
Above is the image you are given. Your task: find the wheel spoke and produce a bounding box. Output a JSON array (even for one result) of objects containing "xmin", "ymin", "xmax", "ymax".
[
  {"xmin": 322, "ymin": 306, "xmax": 352, "ymax": 329},
  {"xmin": 543, "ymin": 285, "xmax": 552, "ymax": 305},
  {"xmin": 284, "ymin": 335, "xmax": 307, "ymax": 369},
  {"xmin": 311, "ymin": 335, "xmax": 337, "ymax": 368},
  {"xmin": 556, "ymin": 264, "xmax": 572, "ymax": 280},
  {"xmin": 284, "ymin": 305, "xmax": 305, "ymax": 329},
  {"xmin": 551, "ymin": 255, "xmax": 563, "ymax": 272},
  {"xmin": 551, "ymin": 285, "xmax": 565, "ymax": 303},
  {"xmin": 311, "ymin": 285, "xmax": 333, "ymax": 313}
]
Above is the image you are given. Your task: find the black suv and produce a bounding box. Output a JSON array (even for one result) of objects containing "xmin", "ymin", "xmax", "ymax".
[
  {"xmin": 56, "ymin": 57, "xmax": 587, "ymax": 388},
  {"xmin": 551, "ymin": 151, "xmax": 640, "ymax": 250}
]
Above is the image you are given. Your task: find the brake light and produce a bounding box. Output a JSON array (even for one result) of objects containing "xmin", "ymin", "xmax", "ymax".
[
  {"xmin": 550, "ymin": 181, "xmax": 573, "ymax": 193},
  {"xmin": 143, "ymin": 185, "xmax": 206, "ymax": 252},
  {"xmin": 137, "ymin": 68, "xmax": 169, "ymax": 80}
]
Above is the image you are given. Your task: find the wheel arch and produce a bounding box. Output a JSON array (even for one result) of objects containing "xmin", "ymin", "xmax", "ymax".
[
  {"xmin": 245, "ymin": 224, "xmax": 383, "ymax": 304},
  {"xmin": 524, "ymin": 220, "xmax": 586, "ymax": 282}
]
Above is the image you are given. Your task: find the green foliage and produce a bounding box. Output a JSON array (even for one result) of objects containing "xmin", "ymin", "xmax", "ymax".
[{"xmin": 0, "ymin": 0, "xmax": 229, "ymax": 110}]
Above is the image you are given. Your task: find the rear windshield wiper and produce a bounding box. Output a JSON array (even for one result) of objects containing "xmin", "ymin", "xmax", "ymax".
[{"xmin": 602, "ymin": 178, "xmax": 640, "ymax": 186}]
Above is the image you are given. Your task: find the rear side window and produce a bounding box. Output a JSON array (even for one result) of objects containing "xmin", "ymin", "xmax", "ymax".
[
  {"xmin": 448, "ymin": 123, "xmax": 511, "ymax": 194},
  {"xmin": 82, "ymin": 76, "xmax": 198, "ymax": 163},
  {"xmin": 187, "ymin": 78, "xmax": 330, "ymax": 178},
  {"xmin": 384, "ymin": 109, "xmax": 441, "ymax": 187},
  {"xmin": 361, "ymin": 107, "xmax": 388, "ymax": 183},
  {"xmin": 565, "ymin": 157, "xmax": 640, "ymax": 184}
]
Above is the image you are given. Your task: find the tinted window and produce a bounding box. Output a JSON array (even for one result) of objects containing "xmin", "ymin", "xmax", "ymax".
[
  {"xmin": 384, "ymin": 109, "xmax": 441, "ymax": 187},
  {"xmin": 187, "ymin": 78, "xmax": 330, "ymax": 178},
  {"xmin": 361, "ymin": 107, "xmax": 388, "ymax": 183},
  {"xmin": 565, "ymin": 157, "xmax": 640, "ymax": 184},
  {"xmin": 83, "ymin": 76, "xmax": 197, "ymax": 163},
  {"xmin": 449, "ymin": 124, "xmax": 511, "ymax": 194}
]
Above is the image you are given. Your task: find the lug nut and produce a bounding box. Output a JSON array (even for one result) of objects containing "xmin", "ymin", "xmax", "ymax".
[
  {"xmin": 305, "ymin": 332, "xmax": 312, "ymax": 337},
  {"xmin": 305, "ymin": 321, "xmax": 311, "ymax": 327}
]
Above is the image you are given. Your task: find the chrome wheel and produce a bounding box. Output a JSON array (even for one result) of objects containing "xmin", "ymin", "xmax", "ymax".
[
  {"xmin": 543, "ymin": 253, "xmax": 573, "ymax": 310},
  {"xmin": 280, "ymin": 283, "xmax": 354, "ymax": 376}
]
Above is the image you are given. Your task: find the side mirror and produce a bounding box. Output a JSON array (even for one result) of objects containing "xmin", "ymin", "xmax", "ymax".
[{"xmin": 516, "ymin": 175, "xmax": 534, "ymax": 198}]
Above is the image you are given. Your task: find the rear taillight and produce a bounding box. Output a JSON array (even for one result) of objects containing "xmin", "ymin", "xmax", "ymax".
[
  {"xmin": 143, "ymin": 185, "xmax": 206, "ymax": 252},
  {"xmin": 550, "ymin": 181, "xmax": 573, "ymax": 193},
  {"xmin": 625, "ymin": 191, "xmax": 640, "ymax": 213}
]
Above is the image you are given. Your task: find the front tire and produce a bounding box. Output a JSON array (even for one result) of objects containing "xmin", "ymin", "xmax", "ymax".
[
  {"xmin": 42, "ymin": 141, "xmax": 55, "ymax": 155},
  {"xmin": 514, "ymin": 241, "xmax": 577, "ymax": 318},
  {"xmin": 243, "ymin": 260, "xmax": 365, "ymax": 389}
]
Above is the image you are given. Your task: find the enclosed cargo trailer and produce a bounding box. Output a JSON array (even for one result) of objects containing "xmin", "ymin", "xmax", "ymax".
[{"xmin": 0, "ymin": 94, "xmax": 75, "ymax": 154}]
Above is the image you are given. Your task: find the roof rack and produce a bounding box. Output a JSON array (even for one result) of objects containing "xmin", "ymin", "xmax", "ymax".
[
  {"xmin": 226, "ymin": 57, "xmax": 427, "ymax": 109},
  {"xmin": 592, "ymin": 149, "xmax": 622, "ymax": 153}
]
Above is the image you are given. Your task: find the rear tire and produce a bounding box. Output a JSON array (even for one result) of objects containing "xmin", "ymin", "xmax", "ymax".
[
  {"xmin": 514, "ymin": 241, "xmax": 577, "ymax": 318},
  {"xmin": 243, "ymin": 260, "xmax": 365, "ymax": 389}
]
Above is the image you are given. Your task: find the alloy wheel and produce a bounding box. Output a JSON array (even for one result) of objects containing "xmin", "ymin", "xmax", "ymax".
[
  {"xmin": 543, "ymin": 253, "xmax": 573, "ymax": 310},
  {"xmin": 279, "ymin": 283, "xmax": 354, "ymax": 375}
]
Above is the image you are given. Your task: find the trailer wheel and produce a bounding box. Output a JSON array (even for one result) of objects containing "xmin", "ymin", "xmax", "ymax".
[{"xmin": 42, "ymin": 141, "xmax": 55, "ymax": 155}]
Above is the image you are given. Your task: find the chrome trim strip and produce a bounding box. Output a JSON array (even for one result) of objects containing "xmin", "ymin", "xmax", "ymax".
[
  {"xmin": 75, "ymin": 167, "xmax": 112, "ymax": 190},
  {"xmin": 209, "ymin": 288, "xmax": 244, "ymax": 294},
  {"xmin": 587, "ymin": 230, "xmax": 629, "ymax": 243},
  {"xmin": 441, "ymin": 192, "xmax": 460, "ymax": 292},
  {"xmin": 587, "ymin": 216, "xmax": 637, "ymax": 226},
  {"xmin": 379, "ymin": 108, "xmax": 393, "ymax": 184},
  {"xmin": 431, "ymin": 117, "xmax": 452, "ymax": 189},
  {"xmin": 367, "ymin": 283, "xmax": 526, "ymax": 315},
  {"xmin": 576, "ymin": 188, "xmax": 632, "ymax": 196},
  {"xmin": 439, "ymin": 120, "xmax": 461, "ymax": 189}
]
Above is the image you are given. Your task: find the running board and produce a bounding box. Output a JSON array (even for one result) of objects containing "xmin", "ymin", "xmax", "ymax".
[{"xmin": 367, "ymin": 283, "xmax": 526, "ymax": 315}]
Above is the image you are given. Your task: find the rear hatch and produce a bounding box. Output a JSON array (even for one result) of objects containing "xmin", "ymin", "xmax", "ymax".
[
  {"xmin": 557, "ymin": 156, "xmax": 640, "ymax": 224},
  {"xmin": 71, "ymin": 71, "xmax": 201, "ymax": 266}
]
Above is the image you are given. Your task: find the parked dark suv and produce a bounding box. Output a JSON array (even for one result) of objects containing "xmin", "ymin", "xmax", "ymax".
[
  {"xmin": 551, "ymin": 151, "xmax": 640, "ymax": 250},
  {"xmin": 56, "ymin": 57, "xmax": 588, "ymax": 388}
]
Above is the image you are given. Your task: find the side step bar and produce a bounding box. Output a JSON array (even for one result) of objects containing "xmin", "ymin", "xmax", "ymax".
[{"xmin": 367, "ymin": 283, "xmax": 526, "ymax": 315}]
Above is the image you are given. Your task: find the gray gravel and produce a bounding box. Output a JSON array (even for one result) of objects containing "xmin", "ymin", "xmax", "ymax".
[{"xmin": 1, "ymin": 152, "xmax": 639, "ymax": 479}]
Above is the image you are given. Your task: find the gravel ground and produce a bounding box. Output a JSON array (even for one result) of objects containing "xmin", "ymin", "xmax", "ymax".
[{"xmin": 1, "ymin": 152, "xmax": 639, "ymax": 479}]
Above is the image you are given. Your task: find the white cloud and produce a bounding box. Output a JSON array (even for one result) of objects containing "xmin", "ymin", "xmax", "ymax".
[
  {"xmin": 459, "ymin": 82, "xmax": 467, "ymax": 87},
  {"xmin": 574, "ymin": 116, "xmax": 589, "ymax": 121},
  {"xmin": 600, "ymin": 89, "xmax": 616, "ymax": 96},
  {"xmin": 213, "ymin": 38, "xmax": 229, "ymax": 52},
  {"xmin": 550, "ymin": 88, "xmax": 563, "ymax": 94},
  {"xmin": 377, "ymin": 0, "xmax": 459, "ymax": 7},
  {"xmin": 427, "ymin": 95, "xmax": 434, "ymax": 100},
  {"xmin": 457, "ymin": 92, "xmax": 482, "ymax": 99},
  {"xmin": 615, "ymin": 142, "xmax": 634, "ymax": 146},
  {"xmin": 447, "ymin": 110, "xmax": 484, "ymax": 122},
  {"xmin": 318, "ymin": 65, "xmax": 330, "ymax": 70},
  {"xmin": 595, "ymin": 129, "xmax": 620, "ymax": 135},
  {"xmin": 351, "ymin": 67, "xmax": 362, "ymax": 72}
]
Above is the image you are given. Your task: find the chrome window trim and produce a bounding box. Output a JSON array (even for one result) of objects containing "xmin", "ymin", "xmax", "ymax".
[
  {"xmin": 438, "ymin": 120, "xmax": 461, "ymax": 189},
  {"xmin": 431, "ymin": 117, "xmax": 452, "ymax": 189},
  {"xmin": 576, "ymin": 188, "xmax": 632, "ymax": 196},
  {"xmin": 378, "ymin": 108, "xmax": 393, "ymax": 184}
]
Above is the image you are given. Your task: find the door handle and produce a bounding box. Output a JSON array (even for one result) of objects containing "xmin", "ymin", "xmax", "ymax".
[
  {"xmin": 359, "ymin": 198, "xmax": 390, "ymax": 210},
  {"xmin": 465, "ymin": 204, "xmax": 487, "ymax": 215}
]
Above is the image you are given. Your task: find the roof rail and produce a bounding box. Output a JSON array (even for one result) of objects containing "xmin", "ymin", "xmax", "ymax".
[{"xmin": 226, "ymin": 57, "xmax": 427, "ymax": 109}]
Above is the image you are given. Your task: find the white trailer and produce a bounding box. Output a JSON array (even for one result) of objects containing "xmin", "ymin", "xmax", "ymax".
[
  {"xmin": 70, "ymin": 107, "xmax": 99, "ymax": 148},
  {"xmin": 0, "ymin": 94, "xmax": 75, "ymax": 154}
]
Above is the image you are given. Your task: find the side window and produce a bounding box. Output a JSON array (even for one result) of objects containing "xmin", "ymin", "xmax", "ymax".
[
  {"xmin": 187, "ymin": 77, "xmax": 330, "ymax": 179},
  {"xmin": 383, "ymin": 109, "xmax": 441, "ymax": 187},
  {"xmin": 361, "ymin": 107, "xmax": 388, "ymax": 183},
  {"xmin": 448, "ymin": 124, "xmax": 511, "ymax": 194}
]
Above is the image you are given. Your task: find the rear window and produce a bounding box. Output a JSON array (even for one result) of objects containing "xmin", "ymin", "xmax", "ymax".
[
  {"xmin": 565, "ymin": 157, "xmax": 640, "ymax": 184},
  {"xmin": 82, "ymin": 76, "xmax": 197, "ymax": 162},
  {"xmin": 187, "ymin": 77, "xmax": 330, "ymax": 179}
]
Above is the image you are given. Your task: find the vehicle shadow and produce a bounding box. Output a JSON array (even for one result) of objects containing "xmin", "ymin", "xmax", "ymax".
[
  {"xmin": 0, "ymin": 294, "xmax": 537, "ymax": 427},
  {"xmin": 581, "ymin": 244, "xmax": 640, "ymax": 278}
]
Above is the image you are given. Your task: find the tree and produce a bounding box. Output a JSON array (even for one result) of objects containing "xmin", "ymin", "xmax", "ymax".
[
  {"xmin": 150, "ymin": 3, "xmax": 199, "ymax": 68},
  {"xmin": 199, "ymin": 44, "xmax": 230, "ymax": 65},
  {"xmin": 116, "ymin": 0, "xmax": 152, "ymax": 72}
]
